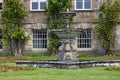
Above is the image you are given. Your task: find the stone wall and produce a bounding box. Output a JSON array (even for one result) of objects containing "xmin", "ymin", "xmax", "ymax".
[{"xmin": 0, "ymin": 0, "xmax": 120, "ymax": 56}]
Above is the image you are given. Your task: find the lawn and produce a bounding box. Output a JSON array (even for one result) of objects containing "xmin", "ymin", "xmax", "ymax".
[
  {"xmin": 0, "ymin": 55, "xmax": 120, "ymax": 80},
  {"xmin": 1, "ymin": 55, "xmax": 120, "ymax": 62},
  {"xmin": 80, "ymin": 56, "xmax": 120, "ymax": 60},
  {"xmin": 0, "ymin": 67, "xmax": 120, "ymax": 80},
  {"xmin": 20, "ymin": 55, "xmax": 120, "ymax": 61}
]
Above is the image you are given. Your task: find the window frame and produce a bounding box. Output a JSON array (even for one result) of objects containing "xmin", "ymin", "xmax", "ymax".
[
  {"xmin": 75, "ymin": 0, "xmax": 92, "ymax": 10},
  {"xmin": 77, "ymin": 28, "xmax": 92, "ymax": 50},
  {"xmin": 30, "ymin": 0, "xmax": 47, "ymax": 11},
  {"xmin": 32, "ymin": 29, "xmax": 47, "ymax": 50},
  {"xmin": 0, "ymin": 0, "xmax": 3, "ymax": 11}
]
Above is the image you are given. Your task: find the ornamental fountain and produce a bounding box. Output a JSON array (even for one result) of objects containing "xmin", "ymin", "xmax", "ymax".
[
  {"xmin": 50, "ymin": 9, "xmax": 82, "ymax": 61},
  {"xmin": 15, "ymin": 9, "xmax": 120, "ymax": 69}
]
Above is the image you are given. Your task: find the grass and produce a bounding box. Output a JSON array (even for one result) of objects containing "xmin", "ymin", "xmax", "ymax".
[
  {"xmin": 0, "ymin": 55, "xmax": 120, "ymax": 64},
  {"xmin": 21, "ymin": 55, "xmax": 120, "ymax": 61},
  {"xmin": 0, "ymin": 67, "xmax": 120, "ymax": 80},
  {"xmin": 0, "ymin": 63, "xmax": 15, "ymax": 66},
  {"xmin": 0, "ymin": 55, "xmax": 120, "ymax": 80},
  {"xmin": 80, "ymin": 56, "xmax": 120, "ymax": 60},
  {"xmin": 1, "ymin": 52, "xmax": 120, "ymax": 61},
  {"xmin": 21, "ymin": 55, "xmax": 57, "ymax": 60}
]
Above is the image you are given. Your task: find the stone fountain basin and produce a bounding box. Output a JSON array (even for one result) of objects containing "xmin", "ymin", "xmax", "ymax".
[
  {"xmin": 49, "ymin": 28, "xmax": 83, "ymax": 39},
  {"xmin": 15, "ymin": 60, "xmax": 120, "ymax": 69}
]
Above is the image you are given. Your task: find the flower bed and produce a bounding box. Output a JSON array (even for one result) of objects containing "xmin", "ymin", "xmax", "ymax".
[
  {"xmin": 106, "ymin": 58, "xmax": 120, "ymax": 60},
  {"xmin": 0, "ymin": 65, "xmax": 34, "ymax": 73},
  {"xmin": 0, "ymin": 57, "xmax": 29, "ymax": 63},
  {"xmin": 105, "ymin": 67, "xmax": 120, "ymax": 72},
  {"xmin": 0, "ymin": 57, "xmax": 34, "ymax": 73}
]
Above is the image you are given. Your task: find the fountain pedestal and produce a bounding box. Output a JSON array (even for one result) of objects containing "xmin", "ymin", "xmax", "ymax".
[
  {"xmin": 58, "ymin": 39, "xmax": 78, "ymax": 61},
  {"xmin": 50, "ymin": 28, "xmax": 83, "ymax": 61}
]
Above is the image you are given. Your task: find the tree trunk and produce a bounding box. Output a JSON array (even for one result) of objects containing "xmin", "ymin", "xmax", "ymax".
[
  {"xmin": 13, "ymin": 39, "xmax": 24, "ymax": 57},
  {"xmin": 9, "ymin": 38, "xmax": 14, "ymax": 54},
  {"xmin": 105, "ymin": 47, "xmax": 113, "ymax": 56}
]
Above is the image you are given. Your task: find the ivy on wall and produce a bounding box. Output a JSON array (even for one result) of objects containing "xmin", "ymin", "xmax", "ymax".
[{"xmin": 46, "ymin": 0, "xmax": 72, "ymax": 55}]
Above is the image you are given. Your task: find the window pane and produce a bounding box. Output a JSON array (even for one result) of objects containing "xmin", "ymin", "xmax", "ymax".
[
  {"xmin": 32, "ymin": 2, "xmax": 38, "ymax": 10},
  {"xmin": 0, "ymin": 45, "xmax": 2, "ymax": 49},
  {"xmin": 40, "ymin": 2, "xmax": 46, "ymax": 10},
  {"xmin": 77, "ymin": 28, "xmax": 92, "ymax": 48},
  {"xmin": 85, "ymin": 0, "xmax": 91, "ymax": 9},
  {"xmin": 33, "ymin": 29, "xmax": 47, "ymax": 48},
  {"xmin": 0, "ymin": 3, "xmax": 2, "ymax": 10},
  {"xmin": 0, "ymin": 0, "xmax": 3, "ymax": 2},
  {"xmin": 76, "ymin": 0, "xmax": 83, "ymax": 9}
]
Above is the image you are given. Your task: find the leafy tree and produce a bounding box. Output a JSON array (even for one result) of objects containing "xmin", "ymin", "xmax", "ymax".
[
  {"xmin": 95, "ymin": 0, "xmax": 120, "ymax": 55},
  {"xmin": 2, "ymin": 0, "xmax": 29, "ymax": 56},
  {"xmin": 46, "ymin": 0, "xmax": 71, "ymax": 55}
]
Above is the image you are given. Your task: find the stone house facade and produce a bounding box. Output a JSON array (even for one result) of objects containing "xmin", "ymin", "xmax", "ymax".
[{"xmin": 0, "ymin": 0, "xmax": 120, "ymax": 56}]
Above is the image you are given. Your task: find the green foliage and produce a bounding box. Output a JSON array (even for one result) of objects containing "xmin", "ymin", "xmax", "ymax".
[
  {"xmin": 2, "ymin": 0, "xmax": 27, "ymax": 25},
  {"xmin": 48, "ymin": 33, "xmax": 60, "ymax": 53},
  {"xmin": 47, "ymin": 18, "xmax": 66, "ymax": 30},
  {"xmin": 1, "ymin": 0, "xmax": 29, "ymax": 56},
  {"xmin": 46, "ymin": 0, "xmax": 71, "ymax": 16},
  {"xmin": 46, "ymin": 0, "xmax": 72, "ymax": 55},
  {"xmin": 95, "ymin": 0, "xmax": 120, "ymax": 55}
]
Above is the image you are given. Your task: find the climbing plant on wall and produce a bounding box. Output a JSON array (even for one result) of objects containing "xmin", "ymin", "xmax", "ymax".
[
  {"xmin": 2, "ymin": 0, "xmax": 29, "ymax": 56},
  {"xmin": 46, "ymin": 0, "xmax": 72, "ymax": 55},
  {"xmin": 95, "ymin": 0, "xmax": 120, "ymax": 55}
]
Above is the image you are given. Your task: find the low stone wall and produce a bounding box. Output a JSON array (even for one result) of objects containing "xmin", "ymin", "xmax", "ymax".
[{"xmin": 15, "ymin": 60, "xmax": 120, "ymax": 69}]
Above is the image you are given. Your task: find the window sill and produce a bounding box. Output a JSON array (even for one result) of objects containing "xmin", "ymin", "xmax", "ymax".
[
  {"xmin": 32, "ymin": 48, "xmax": 47, "ymax": 50},
  {"xmin": 32, "ymin": 48, "xmax": 47, "ymax": 51},
  {"xmin": 0, "ymin": 49, "xmax": 3, "ymax": 51},
  {"xmin": 30, "ymin": 10, "xmax": 46, "ymax": 12},
  {"xmin": 74, "ymin": 9, "xmax": 92, "ymax": 11},
  {"xmin": 77, "ymin": 48, "xmax": 92, "ymax": 51}
]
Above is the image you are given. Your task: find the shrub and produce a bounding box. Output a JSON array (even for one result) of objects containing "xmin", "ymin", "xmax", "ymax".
[{"xmin": 105, "ymin": 67, "xmax": 120, "ymax": 72}]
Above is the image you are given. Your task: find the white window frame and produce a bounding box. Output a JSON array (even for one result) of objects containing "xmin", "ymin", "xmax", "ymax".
[
  {"xmin": 0, "ymin": 0, "xmax": 3, "ymax": 11},
  {"xmin": 32, "ymin": 29, "xmax": 47, "ymax": 50},
  {"xmin": 30, "ymin": 0, "xmax": 47, "ymax": 11},
  {"xmin": 77, "ymin": 28, "xmax": 92, "ymax": 51},
  {"xmin": 75, "ymin": 0, "xmax": 92, "ymax": 10}
]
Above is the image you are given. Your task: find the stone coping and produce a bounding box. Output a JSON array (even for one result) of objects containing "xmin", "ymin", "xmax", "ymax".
[
  {"xmin": 15, "ymin": 60, "xmax": 120, "ymax": 69},
  {"xmin": 15, "ymin": 60, "xmax": 120, "ymax": 64}
]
